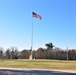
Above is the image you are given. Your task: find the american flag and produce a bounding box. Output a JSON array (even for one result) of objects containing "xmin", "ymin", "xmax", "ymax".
[{"xmin": 32, "ymin": 12, "xmax": 42, "ymax": 20}]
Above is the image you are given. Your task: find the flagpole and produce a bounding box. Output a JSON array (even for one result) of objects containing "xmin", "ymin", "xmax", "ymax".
[
  {"xmin": 29, "ymin": 11, "xmax": 42, "ymax": 60},
  {"xmin": 67, "ymin": 47, "xmax": 68, "ymax": 60},
  {"xmin": 31, "ymin": 9, "xmax": 33, "ymax": 59},
  {"xmin": 29, "ymin": 9, "xmax": 33, "ymax": 60}
]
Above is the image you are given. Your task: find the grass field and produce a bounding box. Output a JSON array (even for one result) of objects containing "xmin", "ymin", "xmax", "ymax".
[{"xmin": 0, "ymin": 59, "xmax": 76, "ymax": 70}]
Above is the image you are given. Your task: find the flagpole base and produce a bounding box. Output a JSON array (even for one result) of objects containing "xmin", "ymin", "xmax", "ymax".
[{"xmin": 29, "ymin": 54, "xmax": 33, "ymax": 60}]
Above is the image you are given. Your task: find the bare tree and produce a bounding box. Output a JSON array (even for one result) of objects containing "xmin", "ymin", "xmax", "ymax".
[
  {"xmin": 11, "ymin": 47, "xmax": 18, "ymax": 59},
  {"xmin": 20, "ymin": 49, "xmax": 30, "ymax": 59},
  {"xmin": 34, "ymin": 48, "xmax": 45, "ymax": 59},
  {"xmin": 5, "ymin": 48, "xmax": 11, "ymax": 59}
]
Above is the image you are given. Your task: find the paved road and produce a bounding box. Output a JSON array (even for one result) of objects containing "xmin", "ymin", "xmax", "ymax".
[{"xmin": 0, "ymin": 69, "xmax": 76, "ymax": 75}]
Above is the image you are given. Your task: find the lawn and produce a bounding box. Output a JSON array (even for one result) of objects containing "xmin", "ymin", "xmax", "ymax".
[{"xmin": 0, "ymin": 59, "xmax": 76, "ymax": 70}]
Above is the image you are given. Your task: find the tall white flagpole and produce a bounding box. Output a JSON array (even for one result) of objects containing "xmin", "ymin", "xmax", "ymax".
[
  {"xmin": 67, "ymin": 47, "xmax": 68, "ymax": 60},
  {"xmin": 29, "ymin": 9, "xmax": 33, "ymax": 60}
]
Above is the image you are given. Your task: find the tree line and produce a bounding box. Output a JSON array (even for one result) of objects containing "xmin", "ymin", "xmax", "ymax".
[{"xmin": 0, "ymin": 43, "xmax": 76, "ymax": 60}]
